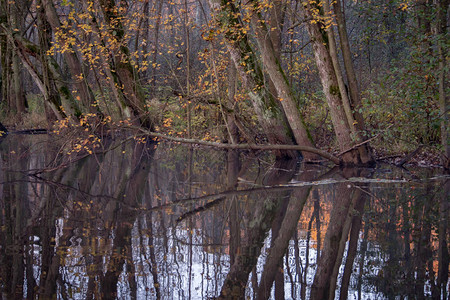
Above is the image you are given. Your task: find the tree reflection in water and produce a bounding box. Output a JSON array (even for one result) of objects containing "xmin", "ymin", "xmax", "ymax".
[{"xmin": 0, "ymin": 135, "xmax": 448, "ymax": 299}]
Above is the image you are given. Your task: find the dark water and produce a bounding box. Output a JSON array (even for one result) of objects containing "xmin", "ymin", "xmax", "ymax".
[{"xmin": 0, "ymin": 135, "xmax": 448, "ymax": 299}]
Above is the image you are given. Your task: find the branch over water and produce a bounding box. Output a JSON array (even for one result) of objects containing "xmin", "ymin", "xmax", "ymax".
[{"xmin": 134, "ymin": 127, "xmax": 342, "ymax": 164}]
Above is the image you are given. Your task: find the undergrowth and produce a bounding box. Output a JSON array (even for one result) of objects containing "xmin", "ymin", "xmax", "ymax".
[{"xmin": 1, "ymin": 83, "xmax": 444, "ymax": 165}]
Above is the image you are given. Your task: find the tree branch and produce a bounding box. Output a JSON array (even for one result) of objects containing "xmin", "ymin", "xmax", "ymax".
[{"xmin": 133, "ymin": 127, "xmax": 341, "ymax": 164}]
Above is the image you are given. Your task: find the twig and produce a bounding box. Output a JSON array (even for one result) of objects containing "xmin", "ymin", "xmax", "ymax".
[
  {"xmin": 25, "ymin": 134, "xmax": 138, "ymax": 175},
  {"xmin": 338, "ymin": 124, "xmax": 394, "ymax": 156}
]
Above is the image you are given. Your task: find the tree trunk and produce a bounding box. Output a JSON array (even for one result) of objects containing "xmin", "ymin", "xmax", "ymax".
[
  {"xmin": 77, "ymin": 7, "xmax": 132, "ymax": 121},
  {"xmin": 227, "ymin": 150, "xmax": 240, "ymax": 266},
  {"xmin": 151, "ymin": 0, "xmax": 164, "ymax": 92},
  {"xmin": 322, "ymin": 0, "xmax": 355, "ymax": 134},
  {"xmin": 269, "ymin": 0, "xmax": 284, "ymax": 61},
  {"xmin": 1, "ymin": 0, "xmax": 28, "ymax": 116},
  {"xmin": 310, "ymin": 168, "xmax": 368, "ymax": 299},
  {"xmin": 301, "ymin": 0, "xmax": 371, "ymax": 165},
  {"xmin": 37, "ymin": 1, "xmax": 72, "ymax": 122},
  {"xmin": 0, "ymin": 0, "xmax": 7, "ymax": 105},
  {"xmin": 332, "ymin": 0, "xmax": 373, "ymax": 164},
  {"xmin": 339, "ymin": 193, "xmax": 366, "ymax": 300},
  {"xmin": 208, "ymin": 0, "xmax": 297, "ymax": 159},
  {"xmin": 226, "ymin": 58, "xmax": 240, "ymax": 144},
  {"xmin": 12, "ymin": 1, "xmax": 28, "ymax": 115},
  {"xmin": 266, "ymin": 0, "xmax": 283, "ymax": 105},
  {"xmin": 1, "ymin": 25, "xmax": 77, "ymax": 120},
  {"xmin": 434, "ymin": 0, "xmax": 449, "ymax": 169},
  {"xmin": 256, "ymin": 167, "xmax": 313, "ymax": 299},
  {"xmin": 11, "ymin": 51, "xmax": 26, "ymax": 115},
  {"xmin": 333, "ymin": 0, "xmax": 364, "ymax": 129},
  {"xmin": 41, "ymin": 0, "xmax": 99, "ymax": 115},
  {"xmin": 219, "ymin": 159, "xmax": 297, "ymax": 299},
  {"xmin": 184, "ymin": 0, "xmax": 192, "ymax": 137},
  {"xmin": 1, "ymin": 43, "xmax": 12, "ymax": 114},
  {"xmin": 98, "ymin": 0, "xmax": 152, "ymax": 128},
  {"xmin": 249, "ymin": 1, "xmax": 319, "ymax": 161}
]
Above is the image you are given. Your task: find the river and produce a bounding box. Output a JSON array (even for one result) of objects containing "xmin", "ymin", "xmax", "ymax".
[{"xmin": 0, "ymin": 134, "xmax": 448, "ymax": 299}]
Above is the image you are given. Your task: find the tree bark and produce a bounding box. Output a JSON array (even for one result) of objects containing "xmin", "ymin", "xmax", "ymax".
[
  {"xmin": 0, "ymin": 0, "xmax": 7, "ymax": 105},
  {"xmin": 339, "ymin": 193, "xmax": 366, "ymax": 300},
  {"xmin": 219, "ymin": 159, "xmax": 297, "ymax": 299},
  {"xmin": 266, "ymin": 0, "xmax": 283, "ymax": 106},
  {"xmin": 301, "ymin": 0, "xmax": 372, "ymax": 165},
  {"xmin": 249, "ymin": 2, "xmax": 319, "ymax": 161},
  {"xmin": 208, "ymin": 0, "xmax": 297, "ymax": 159},
  {"xmin": 0, "ymin": 24, "xmax": 78, "ymax": 120},
  {"xmin": 151, "ymin": 0, "xmax": 164, "ymax": 92},
  {"xmin": 226, "ymin": 58, "xmax": 240, "ymax": 144},
  {"xmin": 78, "ymin": 8, "xmax": 132, "ymax": 121},
  {"xmin": 98, "ymin": 0, "xmax": 152, "ymax": 128},
  {"xmin": 136, "ymin": 127, "xmax": 342, "ymax": 164},
  {"xmin": 333, "ymin": 0, "xmax": 373, "ymax": 164},
  {"xmin": 434, "ymin": 0, "xmax": 449, "ymax": 169},
  {"xmin": 322, "ymin": 0, "xmax": 356, "ymax": 134},
  {"xmin": 3, "ymin": 0, "xmax": 28, "ymax": 115},
  {"xmin": 11, "ymin": 51, "xmax": 26, "ymax": 114}
]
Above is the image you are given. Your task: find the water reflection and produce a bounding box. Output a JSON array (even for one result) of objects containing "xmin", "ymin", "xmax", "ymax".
[{"xmin": 0, "ymin": 135, "xmax": 448, "ymax": 299}]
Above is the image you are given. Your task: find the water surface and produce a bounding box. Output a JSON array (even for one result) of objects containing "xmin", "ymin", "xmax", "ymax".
[{"xmin": 0, "ymin": 135, "xmax": 448, "ymax": 299}]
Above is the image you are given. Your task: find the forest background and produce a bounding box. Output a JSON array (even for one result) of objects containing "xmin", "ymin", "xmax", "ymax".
[{"xmin": 0, "ymin": 0, "xmax": 448, "ymax": 167}]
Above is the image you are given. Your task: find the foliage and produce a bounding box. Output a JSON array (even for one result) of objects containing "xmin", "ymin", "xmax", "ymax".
[
  {"xmin": 356, "ymin": 0, "xmax": 446, "ymax": 154},
  {"xmin": 0, "ymin": 0, "xmax": 447, "ymax": 165}
]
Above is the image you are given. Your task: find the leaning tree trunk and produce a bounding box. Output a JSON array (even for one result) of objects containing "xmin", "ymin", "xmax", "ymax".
[
  {"xmin": 244, "ymin": 0, "xmax": 319, "ymax": 161},
  {"xmin": 333, "ymin": 0, "xmax": 365, "ymax": 131},
  {"xmin": 226, "ymin": 58, "xmax": 240, "ymax": 144},
  {"xmin": 301, "ymin": 0, "xmax": 372, "ymax": 165},
  {"xmin": 266, "ymin": 0, "xmax": 283, "ymax": 109},
  {"xmin": 322, "ymin": 0, "xmax": 355, "ymax": 135},
  {"xmin": 77, "ymin": 2, "xmax": 134, "ymax": 122},
  {"xmin": 210, "ymin": 0, "xmax": 326, "ymax": 160},
  {"xmin": 98, "ymin": 0, "xmax": 152, "ymax": 128},
  {"xmin": 0, "ymin": 25, "xmax": 79, "ymax": 120},
  {"xmin": 37, "ymin": 3, "xmax": 67, "ymax": 122},
  {"xmin": 248, "ymin": 4, "xmax": 319, "ymax": 161},
  {"xmin": 0, "ymin": 0, "xmax": 7, "ymax": 105},
  {"xmin": 332, "ymin": 0, "xmax": 373, "ymax": 164},
  {"xmin": 208, "ymin": 0, "xmax": 297, "ymax": 159}
]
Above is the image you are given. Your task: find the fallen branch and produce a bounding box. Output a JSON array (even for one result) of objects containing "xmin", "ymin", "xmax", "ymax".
[
  {"xmin": 133, "ymin": 127, "xmax": 341, "ymax": 164},
  {"xmin": 396, "ymin": 144, "xmax": 423, "ymax": 167},
  {"xmin": 376, "ymin": 154, "xmax": 402, "ymax": 161}
]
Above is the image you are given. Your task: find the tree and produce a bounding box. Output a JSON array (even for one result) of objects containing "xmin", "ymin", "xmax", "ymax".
[
  {"xmin": 41, "ymin": 0, "xmax": 99, "ymax": 115},
  {"xmin": 208, "ymin": 0, "xmax": 298, "ymax": 159},
  {"xmin": 208, "ymin": 0, "xmax": 326, "ymax": 160},
  {"xmin": 0, "ymin": 0, "xmax": 28, "ymax": 117},
  {"xmin": 97, "ymin": 0, "xmax": 152, "ymax": 128},
  {"xmin": 248, "ymin": 0, "xmax": 319, "ymax": 161},
  {"xmin": 434, "ymin": 0, "xmax": 449, "ymax": 169},
  {"xmin": 300, "ymin": 0, "xmax": 374, "ymax": 165}
]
